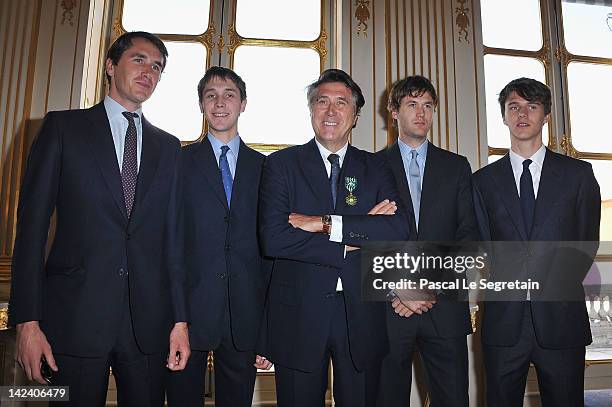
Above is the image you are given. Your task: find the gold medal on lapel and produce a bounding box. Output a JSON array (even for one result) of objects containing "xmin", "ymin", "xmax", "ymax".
[{"xmin": 345, "ymin": 176, "xmax": 358, "ymax": 206}]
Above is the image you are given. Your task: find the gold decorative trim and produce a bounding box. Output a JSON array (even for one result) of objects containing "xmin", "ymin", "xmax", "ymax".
[
  {"xmin": 226, "ymin": 23, "xmax": 241, "ymax": 57},
  {"xmin": 313, "ymin": 29, "xmax": 328, "ymax": 63},
  {"xmin": 536, "ymin": 42, "xmax": 551, "ymax": 69},
  {"xmin": 0, "ymin": 303, "xmax": 8, "ymax": 330},
  {"xmin": 202, "ymin": 22, "xmax": 217, "ymax": 50},
  {"xmin": 488, "ymin": 146, "xmax": 508, "ymax": 157},
  {"xmin": 60, "ymin": 0, "xmax": 77, "ymax": 26},
  {"xmin": 355, "ymin": 0, "xmax": 370, "ymax": 37},
  {"xmin": 247, "ymin": 143, "xmax": 293, "ymax": 153},
  {"xmin": 111, "ymin": 17, "xmax": 123, "ymax": 42},
  {"xmin": 217, "ymin": 34, "xmax": 225, "ymax": 51},
  {"xmin": 560, "ymin": 134, "xmax": 578, "ymax": 158},
  {"xmin": 555, "ymin": 46, "xmax": 570, "ymax": 66},
  {"xmin": 455, "ymin": 0, "xmax": 470, "ymax": 44}
]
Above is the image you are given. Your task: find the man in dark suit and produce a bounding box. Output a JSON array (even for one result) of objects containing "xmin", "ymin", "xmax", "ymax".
[
  {"xmin": 473, "ymin": 78, "xmax": 600, "ymax": 406},
  {"xmin": 166, "ymin": 66, "xmax": 272, "ymax": 407},
  {"xmin": 259, "ymin": 69, "xmax": 409, "ymax": 407},
  {"xmin": 377, "ymin": 75, "xmax": 478, "ymax": 407},
  {"xmin": 10, "ymin": 31, "xmax": 190, "ymax": 406}
]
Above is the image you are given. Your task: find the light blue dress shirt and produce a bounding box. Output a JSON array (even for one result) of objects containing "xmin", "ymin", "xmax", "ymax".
[
  {"xmin": 104, "ymin": 96, "xmax": 143, "ymax": 171},
  {"xmin": 207, "ymin": 132, "xmax": 241, "ymax": 178}
]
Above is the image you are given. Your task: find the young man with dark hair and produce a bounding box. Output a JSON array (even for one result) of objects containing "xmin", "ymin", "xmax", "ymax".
[
  {"xmin": 378, "ymin": 75, "xmax": 478, "ymax": 407},
  {"xmin": 11, "ymin": 31, "xmax": 189, "ymax": 406},
  {"xmin": 166, "ymin": 66, "xmax": 272, "ymax": 407},
  {"xmin": 259, "ymin": 69, "xmax": 409, "ymax": 407},
  {"xmin": 473, "ymin": 77, "xmax": 600, "ymax": 406}
]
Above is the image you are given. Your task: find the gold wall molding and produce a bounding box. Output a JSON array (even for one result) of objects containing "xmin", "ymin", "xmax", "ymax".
[
  {"xmin": 60, "ymin": 0, "xmax": 77, "ymax": 26},
  {"xmin": 555, "ymin": 46, "xmax": 570, "ymax": 66},
  {"xmin": 455, "ymin": 0, "xmax": 470, "ymax": 44},
  {"xmin": 226, "ymin": 23, "xmax": 240, "ymax": 56},
  {"xmin": 536, "ymin": 42, "xmax": 551, "ymax": 68},
  {"xmin": 355, "ymin": 0, "xmax": 370, "ymax": 37},
  {"xmin": 560, "ymin": 134, "xmax": 578, "ymax": 158},
  {"xmin": 202, "ymin": 22, "xmax": 217, "ymax": 49},
  {"xmin": 313, "ymin": 29, "xmax": 328, "ymax": 62}
]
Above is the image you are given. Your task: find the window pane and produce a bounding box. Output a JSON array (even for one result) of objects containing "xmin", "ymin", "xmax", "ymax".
[
  {"xmin": 480, "ymin": 0, "xmax": 542, "ymax": 50},
  {"xmin": 122, "ymin": 0, "xmax": 210, "ymax": 35},
  {"xmin": 145, "ymin": 42, "xmax": 207, "ymax": 141},
  {"xmin": 233, "ymin": 46, "xmax": 320, "ymax": 145},
  {"xmin": 567, "ymin": 62, "xmax": 612, "ymax": 153},
  {"xmin": 585, "ymin": 160, "xmax": 612, "ymax": 241},
  {"xmin": 483, "ymin": 55, "xmax": 548, "ymax": 149},
  {"xmin": 236, "ymin": 0, "xmax": 320, "ymax": 41},
  {"xmin": 562, "ymin": 1, "xmax": 612, "ymax": 58}
]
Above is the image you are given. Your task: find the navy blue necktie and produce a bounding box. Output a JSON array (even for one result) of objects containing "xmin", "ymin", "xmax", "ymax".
[
  {"xmin": 121, "ymin": 111, "xmax": 138, "ymax": 218},
  {"xmin": 520, "ymin": 159, "xmax": 535, "ymax": 238},
  {"xmin": 219, "ymin": 146, "xmax": 233, "ymax": 206},
  {"xmin": 328, "ymin": 153, "xmax": 340, "ymax": 209}
]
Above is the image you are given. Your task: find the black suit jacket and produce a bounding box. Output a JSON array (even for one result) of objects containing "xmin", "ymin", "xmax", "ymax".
[
  {"xmin": 473, "ymin": 148, "xmax": 600, "ymax": 348},
  {"xmin": 258, "ymin": 139, "xmax": 409, "ymax": 372},
  {"xmin": 181, "ymin": 137, "xmax": 270, "ymax": 351},
  {"xmin": 380, "ymin": 142, "xmax": 478, "ymax": 338},
  {"xmin": 10, "ymin": 102, "xmax": 186, "ymax": 357}
]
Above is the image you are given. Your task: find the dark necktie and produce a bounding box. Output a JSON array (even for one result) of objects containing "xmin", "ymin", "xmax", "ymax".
[
  {"xmin": 219, "ymin": 145, "xmax": 233, "ymax": 206},
  {"xmin": 520, "ymin": 159, "xmax": 535, "ymax": 238},
  {"xmin": 121, "ymin": 111, "xmax": 138, "ymax": 218},
  {"xmin": 328, "ymin": 153, "xmax": 340, "ymax": 209}
]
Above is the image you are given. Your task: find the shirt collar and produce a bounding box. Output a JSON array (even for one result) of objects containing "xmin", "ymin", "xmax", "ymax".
[
  {"xmin": 398, "ymin": 138, "xmax": 428, "ymax": 159},
  {"xmin": 509, "ymin": 143, "xmax": 546, "ymax": 169},
  {"xmin": 207, "ymin": 132, "xmax": 241, "ymax": 156},
  {"xmin": 104, "ymin": 96, "xmax": 143, "ymax": 120},
  {"xmin": 314, "ymin": 138, "xmax": 349, "ymax": 165}
]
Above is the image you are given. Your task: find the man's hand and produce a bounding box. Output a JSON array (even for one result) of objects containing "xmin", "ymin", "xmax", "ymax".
[
  {"xmin": 289, "ymin": 213, "xmax": 323, "ymax": 233},
  {"xmin": 254, "ymin": 354, "xmax": 273, "ymax": 370},
  {"xmin": 167, "ymin": 322, "xmax": 190, "ymax": 371},
  {"xmin": 15, "ymin": 321, "xmax": 57, "ymax": 384},
  {"xmin": 391, "ymin": 288, "xmax": 436, "ymax": 318},
  {"xmin": 368, "ymin": 199, "xmax": 397, "ymax": 215},
  {"xmin": 392, "ymin": 298, "xmax": 435, "ymax": 318}
]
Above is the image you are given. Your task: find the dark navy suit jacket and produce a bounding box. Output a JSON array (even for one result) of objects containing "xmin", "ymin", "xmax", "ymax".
[
  {"xmin": 10, "ymin": 102, "xmax": 185, "ymax": 356},
  {"xmin": 258, "ymin": 139, "xmax": 409, "ymax": 372},
  {"xmin": 181, "ymin": 137, "xmax": 270, "ymax": 351},
  {"xmin": 380, "ymin": 142, "xmax": 479, "ymax": 338},
  {"xmin": 473, "ymin": 148, "xmax": 600, "ymax": 348}
]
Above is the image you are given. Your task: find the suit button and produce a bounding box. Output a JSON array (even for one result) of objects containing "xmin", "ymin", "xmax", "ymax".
[
  {"xmin": 118, "ymin": 267, "xmax": 127, "ymax": 277},
  {"xmin": 349, "ymin": 232, "xmax": 355, "ymax": 238},
  {"xmin": 126, "ymin": 233, "xmax": 131, "ymax": 240},
  {"xmin": 224, "ymin": 244, "xmax": 231, "ymax": 251},
  {"xmin": 224, "ymin": 215, "xmax": 230, "ymax": 223},
  {"xmin": 219, "ymin": 273, "xmax": 226, "ymax": 279},
  {"xmin": 325, "ymin": 293, "xmax": 334, "ymax": 299}
]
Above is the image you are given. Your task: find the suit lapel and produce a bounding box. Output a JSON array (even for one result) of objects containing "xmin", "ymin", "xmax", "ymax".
[
  {"xmin": 336, "ymin": 146, "xmax": 366, "ymax": 214},
  {"xmin": 420, "ymin": 144, "xmax": 444, "ymax": 232},
  {"xmin": 132, "ymin": 117, "xmax": 161, "ymax": 220},
  {"xmin": 193, "ymin": 137, "xmax": 228, "ymax": 209},
  {"xmin": 298, "ymin": 139, "xmax": 334, "ymax": 214},
  {"xmin": 490, "ymin": 154, "xmax": 528, "ymax": 240},
  {"xmin": 387, "ymin": 143, "xmax": 417, "ymax": 233},
  {"xmin": 85, "ymin": 103, "xmax": 128, "ymax": 221},
  {"xmin": 532, "ymin": 149, "xmax": 563, "ymax": 239},
  {"xmin": 230, "ymin": 140, "xmax": 258, "ymax": 211}
]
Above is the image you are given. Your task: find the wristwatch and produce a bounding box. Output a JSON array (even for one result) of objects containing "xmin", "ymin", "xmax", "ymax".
[{"xmin": 321, "ymin": 215, "xmax": 332, "ymax": 235}]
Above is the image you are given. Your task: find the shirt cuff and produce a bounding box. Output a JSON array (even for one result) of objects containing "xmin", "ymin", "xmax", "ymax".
[{"xmin": 329, "ymin": 215, "xmax": 343, "ymax": 243}]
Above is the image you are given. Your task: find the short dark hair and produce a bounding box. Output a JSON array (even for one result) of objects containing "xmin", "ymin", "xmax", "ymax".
[
  {"xmin": 498, "ymin": 77, "xmax": 551, "ymax": 118},
  {"xmin": 307, "ymin": 69, "xmax": 365, "ymax": 115},
  {"xmin": 197, "ymin": 66, "xmax": 247, "ymax": 103},
  {"xmin": 105, "ymin": 31, "xmax": 168, "ymax": 83},
  {"xmin": 387, "ymin": 75, "xmax": 438, "ymax": 113}
]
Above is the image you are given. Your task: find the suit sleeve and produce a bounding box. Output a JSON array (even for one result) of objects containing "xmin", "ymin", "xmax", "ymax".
[
  {"xmin": 9, "ymin": 113, "xmax": 62, "ymax": 326},
  {"xmin": 259, "ymin": 156, "xmax": 345, "ymax": 268},
  {"xmin": 341, "ymin": 157, "xmax": 410, "ymax": 246},
  {"xmin": 166, "ymin": 145, "xmax": 188, "ymax": 323},
  {"xmin": 573, "ymin": 163, "xmax": 601, "ymax": 281}
]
